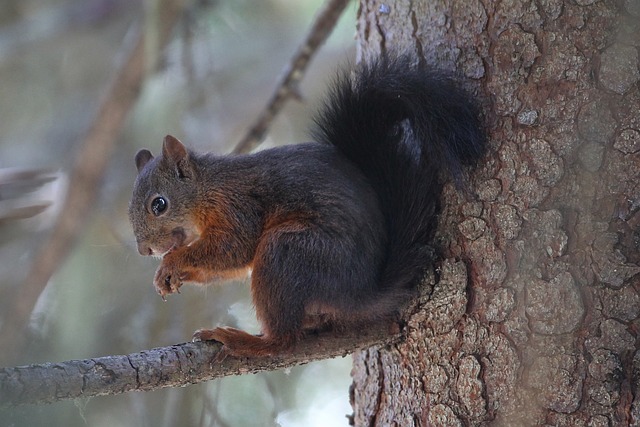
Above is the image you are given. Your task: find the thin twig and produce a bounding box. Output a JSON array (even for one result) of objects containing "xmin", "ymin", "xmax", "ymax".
[
  {"xmin": 232, "ymin": 0, "xmax": 352, "ymax": 154},
  {"xmin": 0, "ymin": 0, "xmax": 188, "ymax": 365}
]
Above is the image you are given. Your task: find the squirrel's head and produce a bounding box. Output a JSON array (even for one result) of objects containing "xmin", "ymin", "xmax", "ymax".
[{"xmin": 129, "ymin": 135, "xmax": 201, "ymax": 257}]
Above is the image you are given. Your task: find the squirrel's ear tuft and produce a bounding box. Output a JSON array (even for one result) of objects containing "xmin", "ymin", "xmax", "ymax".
[
  {"xmin": 162, "ymin": 135, "xmax": 192, "ymax": 179},
  {"xmin": 135, "ymin": 149, "xmax": 154, "ymax": 173}
]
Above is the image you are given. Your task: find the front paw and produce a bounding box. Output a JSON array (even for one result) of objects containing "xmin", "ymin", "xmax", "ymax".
[
  {"xmin": 192, "ymin": 327, "xmax": 281, "ymax": 358},
  {"xmin": 153, "ymin": 263, "xmax": 184, "ymax": 299},
  {"xmin": 193, "ymin": 327, "xmax": 246, "ymax": 362}
]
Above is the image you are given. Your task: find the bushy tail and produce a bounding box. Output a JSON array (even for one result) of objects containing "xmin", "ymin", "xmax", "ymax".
[{"xmin": 311, "ymin": 55, "xmax": 486, "ymax": 292}]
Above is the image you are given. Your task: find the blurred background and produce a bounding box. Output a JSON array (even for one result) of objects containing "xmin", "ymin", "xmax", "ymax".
[{"xmin": 0, "ymin": 0, "xmax": 357, "ymax": 425}]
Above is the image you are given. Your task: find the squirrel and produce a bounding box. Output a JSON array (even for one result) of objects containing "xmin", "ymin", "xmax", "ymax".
[{"xmin": 128, "ymin": 55, "xmax": 486, "ymax": 358}]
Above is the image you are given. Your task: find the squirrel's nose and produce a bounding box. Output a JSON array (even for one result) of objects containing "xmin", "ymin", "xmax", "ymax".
[{"xmin": 137, "ymin": 241, "xmax": 153, "ymax": 256}]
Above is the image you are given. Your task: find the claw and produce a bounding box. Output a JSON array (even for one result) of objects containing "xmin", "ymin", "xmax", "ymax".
[{"xmin": 213, "ymin": 347, "xmax": 229, "ymax": 363}]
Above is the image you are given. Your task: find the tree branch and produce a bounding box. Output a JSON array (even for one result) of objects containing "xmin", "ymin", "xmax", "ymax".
[
  {"xmin": 0, "ymin": 325, "xmax": 399, "ymax": 407},
  {"xmin": 232, "ymin": 0, "xmax": 351, "ymax": 154}
]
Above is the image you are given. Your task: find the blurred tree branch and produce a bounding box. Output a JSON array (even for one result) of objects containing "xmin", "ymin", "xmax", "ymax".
[
  {"xmin": 0, "ymin": 0, "xmax": 139, "ymax": 62},
  {"xmin": 0, "ymin": 168, "xmax": 56, "ymax": 224},
  {"xmin": 0, "ymin": 0, "xmax": 189, "ymax": 365},
  {"xmin": 232, "ymin": 0, "xmax": 351, "ymax": 154},
  {"xmin": 0, "ymin": 322, "xmax": 398, "ymax": 407}
]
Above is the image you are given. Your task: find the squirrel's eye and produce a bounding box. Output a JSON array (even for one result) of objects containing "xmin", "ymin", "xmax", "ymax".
[{"xmin": 150, "ymin": 196, "xmax": 167, "ymax": 216}]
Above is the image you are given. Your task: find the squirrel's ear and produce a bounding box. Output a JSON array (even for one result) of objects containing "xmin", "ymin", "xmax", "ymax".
[
  {"xmin": 162, "ymin": 135, "xmax": 192, "ymax": 179},
  {"xmin": 135, "ymin": 149, "xmax": 154, "ymax": 173}
]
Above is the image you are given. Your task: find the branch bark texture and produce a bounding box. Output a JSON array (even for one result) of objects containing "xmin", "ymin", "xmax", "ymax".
[{"xmin": 0, "ymin": 321, "xmax": 399, "ymax": 407}]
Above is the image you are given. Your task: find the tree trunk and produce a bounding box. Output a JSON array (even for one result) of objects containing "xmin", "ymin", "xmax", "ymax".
[{"xmin": 351, "ymin": 0, "xmax": 640, "ymax": 425}]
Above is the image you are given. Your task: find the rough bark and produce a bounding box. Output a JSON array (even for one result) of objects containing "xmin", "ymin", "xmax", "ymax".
[{"xmin": 352, "ymin": 0, "xmax": 640, "ymax": 425}]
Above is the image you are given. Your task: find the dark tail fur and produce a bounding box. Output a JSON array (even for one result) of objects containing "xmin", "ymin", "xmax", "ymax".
[{"xmin": 311, "ymin": 55, "xmax": 486, "ymax": 294}]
